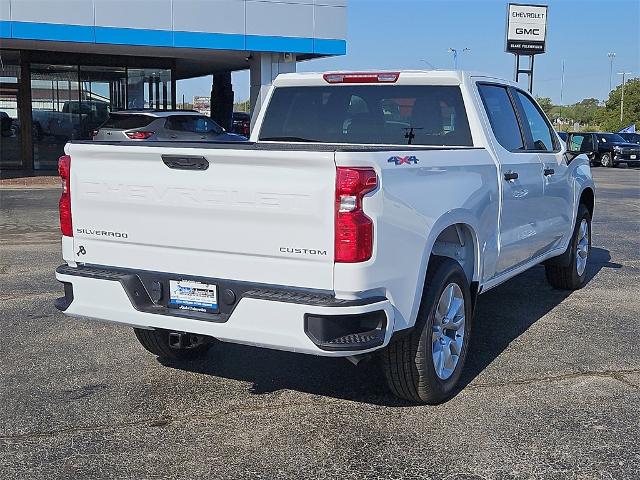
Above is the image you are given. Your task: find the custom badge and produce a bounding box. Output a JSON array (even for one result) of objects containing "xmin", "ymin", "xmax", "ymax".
[{"xmin": 387, "ymin": 155, "xmax": 420, "ymax": 165}]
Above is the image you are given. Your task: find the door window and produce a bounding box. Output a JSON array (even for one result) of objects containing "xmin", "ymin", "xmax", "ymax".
[
  {"xmin": 478, "ymin": 84, "xmax": 524, "ymax": 151},
  {"xmin": 514, "ymin": 90, "xmax": 556, "ymax": 152}
]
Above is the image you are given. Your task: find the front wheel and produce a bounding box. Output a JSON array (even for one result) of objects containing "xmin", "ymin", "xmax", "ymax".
[
  {"xmin": 382, "ymin": 257, "xmax": 472, "ymax": 404},
  {"xmin": 545, "ymin": 204, "xmax": 591, "ymax": 290},
  {"xmin": 600, "ymin": 153, "xmax": 613, "ymax": 167}
]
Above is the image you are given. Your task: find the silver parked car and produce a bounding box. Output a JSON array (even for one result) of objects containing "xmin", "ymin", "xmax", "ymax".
[{"xmin": 92, "ymin": 110, "xmax": 247, "ymax": 142}]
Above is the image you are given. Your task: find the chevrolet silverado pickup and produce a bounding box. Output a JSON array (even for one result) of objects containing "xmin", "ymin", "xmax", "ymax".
[{"xmin": 55, "ymin": 71, "xmax": 595, "ymax": 404}]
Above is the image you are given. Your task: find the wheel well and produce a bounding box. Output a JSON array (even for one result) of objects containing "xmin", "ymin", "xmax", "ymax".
[
  {"xmin": 429, "ymin": 224, "xmax": 476, "ymax": 283},
  {"xmin": 580, "ymin": 188, "xmax": 595, "ymax": 218}
]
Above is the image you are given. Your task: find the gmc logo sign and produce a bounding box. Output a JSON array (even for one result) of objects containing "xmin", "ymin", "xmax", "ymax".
[{"xmin": 516, "ymin": 27, "xmax": 540, "ymax": 35}]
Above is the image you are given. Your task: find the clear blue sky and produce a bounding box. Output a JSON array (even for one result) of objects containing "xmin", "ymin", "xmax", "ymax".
[{"xmin": 177, "ymin": 0, "xmax": 639, "ymax": 106}]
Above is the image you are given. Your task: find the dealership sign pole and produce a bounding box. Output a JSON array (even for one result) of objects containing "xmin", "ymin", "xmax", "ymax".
[{"xmin": 506, "ymin": 3, "xmax": 548, "ymax": 93}]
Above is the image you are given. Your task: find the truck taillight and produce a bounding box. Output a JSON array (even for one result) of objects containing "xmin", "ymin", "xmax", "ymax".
[
  {"xmin": 335, "ymin": 167, "xmax": 377, "ymax": 263},
  {"xmin": 58, "ymin": 155, "xmax": 73, "ymax": 237}
]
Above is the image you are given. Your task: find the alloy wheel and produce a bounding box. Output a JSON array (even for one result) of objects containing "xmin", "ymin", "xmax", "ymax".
[
  {"xmin": 576, "ymin": 218, "xmax": 589, "ymax": 276},
  {"xmin": 431, "ymin": 283, "xmax": 466, "ymax": 380}
]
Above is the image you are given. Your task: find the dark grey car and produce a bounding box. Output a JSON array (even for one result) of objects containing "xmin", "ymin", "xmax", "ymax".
[{"xmin": 93, "ymin": 110, "xmax": 247, "ymax": 142}]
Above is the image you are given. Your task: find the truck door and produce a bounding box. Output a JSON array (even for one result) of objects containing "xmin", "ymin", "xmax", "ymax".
[
  {"xmin": 511, "ymin": 89, "xmax": 574, "ymax": 253},
  {"xmin": 477, "ymin": 84, "xmax": 547, "ymax": 276}
]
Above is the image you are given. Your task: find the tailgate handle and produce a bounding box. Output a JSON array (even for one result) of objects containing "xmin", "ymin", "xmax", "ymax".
[{"xmin": 162, "ymin": 155, "xmax": 209, "ymax": 171}]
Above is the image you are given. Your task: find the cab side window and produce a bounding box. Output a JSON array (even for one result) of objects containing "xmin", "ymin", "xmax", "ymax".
[
  {"xmin": 514, "ymin": 90, "xmax": 557, "ymax": 152},
  {"xmin": 478, "ymin": 84, "xmax": 524, "ymax": 151}
]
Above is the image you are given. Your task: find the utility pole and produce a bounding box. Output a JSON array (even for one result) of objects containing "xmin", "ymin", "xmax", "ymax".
[
  {"xmin": 607, "ymin": 52, "xmax": 616, "ymax": 92},
  {"xmin": 560, "ymin": 60, "xmax": 565, "ymax": 105},
  {"xmin": 447, "ymin": 47, "xmax": 470, "ymax": 70},
  {"xmin": 617, "ymin": 71, "xmax": 633, "ymax": 122}
]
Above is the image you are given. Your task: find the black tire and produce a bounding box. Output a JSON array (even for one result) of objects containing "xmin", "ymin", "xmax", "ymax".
[
  {"xmin": 600, "ymin": 152, "xmax": 613, "ymax": 167},
  {"xmin": 545, "ymin": 204, "xmax": 592, "ymax": 290},
  {"xmin": 133, "ymin": 328, "xmax": 213, "ymax": 360},
  {"xmin": 381, "ymin": 256, "xmax": 473, "ymax": 404}
]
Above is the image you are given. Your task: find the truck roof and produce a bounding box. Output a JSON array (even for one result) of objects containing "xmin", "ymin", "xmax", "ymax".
[{"xmin": 273, "ymin": 70, "xmax": 514, "ymax": 87}]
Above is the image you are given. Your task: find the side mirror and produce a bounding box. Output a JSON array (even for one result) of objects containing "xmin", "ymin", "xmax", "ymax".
[
  {"xmin": 566, "ymin": 134, "xmax": 595, "ymax": 162},
  {"xmin": 567, "ymin": 135, "xmax": 595, "ymax": 155},
  {"xmin": 565, "ymin": 151, "xmax": 593, "ymax": 163}
]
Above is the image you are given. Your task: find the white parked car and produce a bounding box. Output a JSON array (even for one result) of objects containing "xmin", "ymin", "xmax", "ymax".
[{"xmin": 55, "ymin": 71, "xmax": 595, "ymax": 404}]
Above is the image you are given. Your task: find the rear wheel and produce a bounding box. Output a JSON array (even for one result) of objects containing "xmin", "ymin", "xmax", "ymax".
[
  {"xmin": 600, "ymin": 152, "xmax": 613, "ymax": 167},
  {"xmin": 545, "ymin": 204, "xmax": 591, "ymax": 290},
  {"xmin": 382, "ymin": 257, "xmax": 472, "ymax": 404},
  {"xmin": 134, "ymin": 328, "xmax": 214, "ymax": 360}
]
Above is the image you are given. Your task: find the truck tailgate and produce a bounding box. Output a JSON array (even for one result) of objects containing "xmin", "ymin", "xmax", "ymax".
[{"xmin": 66, "ymin": 143, "xmax": 336, "ymax": 290}]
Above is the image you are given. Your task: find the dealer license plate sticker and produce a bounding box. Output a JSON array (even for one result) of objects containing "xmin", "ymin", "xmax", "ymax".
[{"xmin": 168, "ymin": 280, "xmax": 218, "ymax": 313}]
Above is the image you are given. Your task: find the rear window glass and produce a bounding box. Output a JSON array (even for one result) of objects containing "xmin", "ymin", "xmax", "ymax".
[
  {"xmin": 165, "ymin": 115, "xmax": 223, "ymax": 134},
  {"xmin": 101, "ymin": 114, "xmax": 155, "ymax": 130},
  {"xmin": 259, "ymin": 85, "xmax": 473, "ymax": 146}
]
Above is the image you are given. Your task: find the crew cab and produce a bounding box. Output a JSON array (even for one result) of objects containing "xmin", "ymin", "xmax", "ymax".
[
  {"xmin": 55, "ymin": 71, "xmax": 595, "ymax": 404},
  {"xmin": 567, "ymin": 131, "xmax": 640, "ymax": 167}
]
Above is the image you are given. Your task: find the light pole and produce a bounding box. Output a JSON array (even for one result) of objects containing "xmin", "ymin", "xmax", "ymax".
[
  {"xmin": 447, "ymin": 47, "xmax": 470, "ymax": 70},
  {"xmin": 617, "ymin": 72, "xmax": 633, "ymax": 122},
  {"xmin": 607, "ymin": 52, "xmax": 616, "ymax": 92},
  {"xmin": 420, "ymin": 59, "xmax": 436, "ymax": 70}
]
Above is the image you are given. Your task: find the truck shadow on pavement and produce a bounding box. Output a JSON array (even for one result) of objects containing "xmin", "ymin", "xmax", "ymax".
[{"xmin": 161, "ymin": 247, "xmax": 619, "ymax": 406}]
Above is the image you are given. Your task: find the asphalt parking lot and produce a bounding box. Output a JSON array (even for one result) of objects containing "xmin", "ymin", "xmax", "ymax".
[{"xmin": 0, "ymin": 167, "xmax": 639, "ymax": 479}]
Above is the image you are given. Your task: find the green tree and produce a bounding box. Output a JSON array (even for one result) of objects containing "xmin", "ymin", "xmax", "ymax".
[
  {"xmin": 536, "ymin": 96, "xmax": 554, "ymax": 117},
  {"xmin": 598, "ymin": 78, "xmax": 640, "ymax": 131},
  {"xmin": 571, "ymin": 98, "xmax": 601, "ymax": 125},
  {"xmin": 233, "ymin": 99, "xmax": 251, "ymax": 113}
]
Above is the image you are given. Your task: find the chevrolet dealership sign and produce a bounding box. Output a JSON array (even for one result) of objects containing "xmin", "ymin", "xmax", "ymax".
[{"xmin": 506, "ymin": 3, "xmax": 548, "ymax": 54}]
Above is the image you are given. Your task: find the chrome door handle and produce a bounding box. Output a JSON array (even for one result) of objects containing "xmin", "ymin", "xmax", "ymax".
[
  {"xmin": 544, "ymin": 168, "xmax": 555, "ymax": 176},
  {"xmin": 504, "ymin": 171, "xmax": 519, "ymax": 181}
]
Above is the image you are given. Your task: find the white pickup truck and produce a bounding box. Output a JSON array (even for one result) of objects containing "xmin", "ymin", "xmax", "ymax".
[{"xmin": 55, "ymin": 71, "xmax": 595, "ymax": 404}]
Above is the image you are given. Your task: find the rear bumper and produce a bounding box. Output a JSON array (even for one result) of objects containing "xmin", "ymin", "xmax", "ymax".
[{"xmin": 55, "ymin": 264, "xmax": 395, "ymax": 357}]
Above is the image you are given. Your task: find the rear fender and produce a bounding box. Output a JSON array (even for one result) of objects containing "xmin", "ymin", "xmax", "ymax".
[{"xmin": 407, "ymin": 210, "xmax": 481, "ymax": 330}]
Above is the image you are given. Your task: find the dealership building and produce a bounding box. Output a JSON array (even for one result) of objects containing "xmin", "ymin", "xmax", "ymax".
[{"xmin": 0, "ymin": 0, "xmax": 347, "ymax": 172}]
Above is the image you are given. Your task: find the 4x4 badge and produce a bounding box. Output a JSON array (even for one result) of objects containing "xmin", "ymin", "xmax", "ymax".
[{"xmin": 388, "ymin": 155, "xmax": 419, "ymax": 165}]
